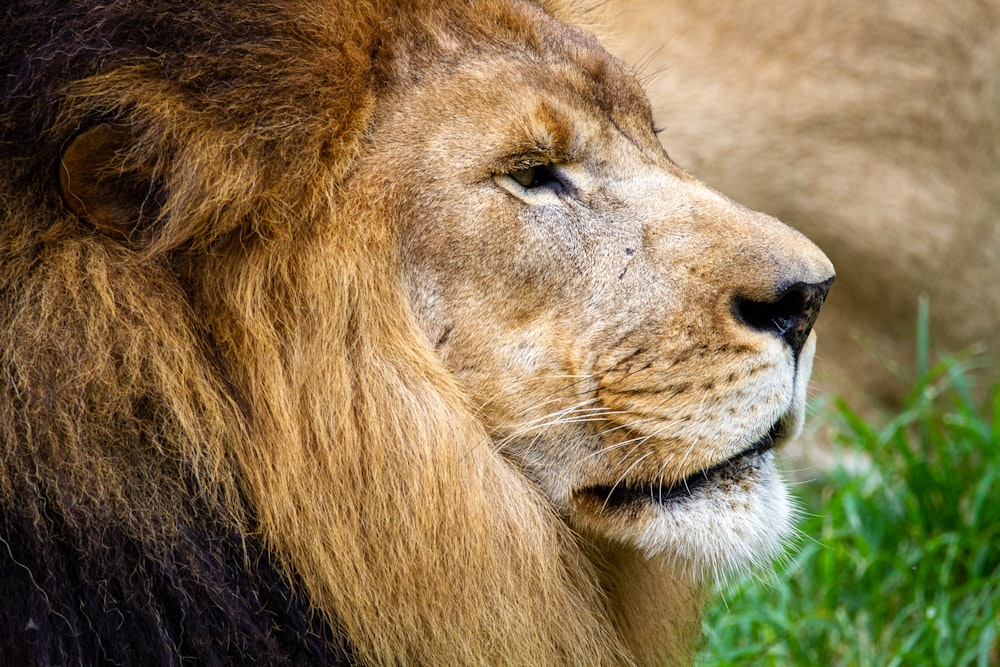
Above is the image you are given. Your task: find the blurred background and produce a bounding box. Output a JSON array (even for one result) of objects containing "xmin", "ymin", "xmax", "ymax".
[{"xmin": 603, "ymin": 2, "xmax": 1000, "ymax": 663}]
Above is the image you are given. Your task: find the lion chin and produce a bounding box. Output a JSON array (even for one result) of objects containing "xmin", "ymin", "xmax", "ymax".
[
  {"xmin": 3, "ymin": 0, "xmax": 833, "ymax": 666},
  {"xmin": 569, "ymin": 336, "xmax": 817, "ymax": 580}
]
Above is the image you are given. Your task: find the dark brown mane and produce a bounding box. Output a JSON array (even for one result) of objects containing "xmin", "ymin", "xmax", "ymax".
[{"xmin": 0, "ymin": 1, "xmax": 662, "ymax": 664}]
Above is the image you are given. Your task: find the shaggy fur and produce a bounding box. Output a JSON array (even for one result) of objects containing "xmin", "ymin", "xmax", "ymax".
[
  {"xmin": 1, "ymin": 1, "xmax": 833, "ymax": 665},
  {"xmin": 0, "ymin": 1, "xmax": 631, "ymax": 664}
]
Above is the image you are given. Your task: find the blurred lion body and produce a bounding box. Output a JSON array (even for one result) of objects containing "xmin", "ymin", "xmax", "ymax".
[{"xmin": 607, "ymin": 0, "xmax": 1000, "ymax": 404}]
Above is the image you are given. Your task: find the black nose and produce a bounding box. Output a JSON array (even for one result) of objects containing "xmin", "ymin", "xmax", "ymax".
[{"xmin": 734, "ymin": 278, "xmax": 834, "ymax": 357}]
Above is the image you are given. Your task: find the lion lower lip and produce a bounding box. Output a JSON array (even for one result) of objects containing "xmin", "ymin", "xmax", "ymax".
[{"xmin": 579, "ymin": 421, "xmax": 785, "ymax": 508}]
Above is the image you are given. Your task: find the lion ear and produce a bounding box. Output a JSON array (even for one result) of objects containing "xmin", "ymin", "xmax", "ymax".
[{"xmin": 59, "ymin": 124, "xmax": 157, "ymax": 242}]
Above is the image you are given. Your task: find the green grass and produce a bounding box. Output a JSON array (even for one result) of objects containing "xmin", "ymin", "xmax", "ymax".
[{"xmin": 699, "ymin": 312, "xmax": 1000, "ymax": 666}]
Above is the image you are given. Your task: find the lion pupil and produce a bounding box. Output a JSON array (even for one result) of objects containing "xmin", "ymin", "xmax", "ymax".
[{"xmin": 512, "ymin": 165, "xmax": 555, "ymax": 189}]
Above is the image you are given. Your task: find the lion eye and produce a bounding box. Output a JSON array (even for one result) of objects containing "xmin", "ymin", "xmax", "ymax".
[{"xmin": 509, "ymin": 165, "xmax": 557, "ymax": 189}]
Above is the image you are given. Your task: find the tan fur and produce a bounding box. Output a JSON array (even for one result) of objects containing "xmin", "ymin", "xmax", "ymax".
[
  {"xmin": 605, "ymin": 0, "xmax": 1000, "ymax": 405},
  {"xmin": 2, "ymin": 1, "xmax": 836, "ymax": 665}
]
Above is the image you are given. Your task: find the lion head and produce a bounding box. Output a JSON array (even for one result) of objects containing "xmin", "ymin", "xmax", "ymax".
[
  {"xmin": 388, "ymin": 12, "xmax": 834, "ymax": 569},
  {"xmin": 1, "ymin": 1, "xmax": 832, "ymax": 665}
]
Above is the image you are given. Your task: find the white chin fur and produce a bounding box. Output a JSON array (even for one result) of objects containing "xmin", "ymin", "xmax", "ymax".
[
  {"xmin": 628, "ymin": 451, "xmax": 794, "ymax": 582},
  {"xmin": 628, "ymin": 335, "xmax": 818, "ymax": 580},
  {"xmin": 566, "ymin": 334, "xmax": 818, "ymax": 580}
]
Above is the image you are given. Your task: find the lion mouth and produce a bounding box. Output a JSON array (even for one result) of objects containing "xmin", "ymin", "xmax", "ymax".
[{"xmin": 577, "ymin": 421, "xmax": 786, "ymax": 509}]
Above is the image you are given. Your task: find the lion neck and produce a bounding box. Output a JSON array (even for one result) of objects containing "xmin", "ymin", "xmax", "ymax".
[{"xmin": 588, "ymin": 537, "xmax": 705, "ymax": 667}]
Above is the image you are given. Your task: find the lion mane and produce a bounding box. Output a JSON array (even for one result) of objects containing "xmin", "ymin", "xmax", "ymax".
[{"xmin": 0, "ymin": 1, "xmax": 705, "ymax": 665}]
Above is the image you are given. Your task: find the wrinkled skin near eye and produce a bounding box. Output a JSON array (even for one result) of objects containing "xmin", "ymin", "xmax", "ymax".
[{"xmin": 394, "ymin": 57, "xmax": 834, "ymax": 581}]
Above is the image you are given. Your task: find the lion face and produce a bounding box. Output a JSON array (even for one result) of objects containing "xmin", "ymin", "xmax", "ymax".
[
  {"xmin": 388, "ymin": 41, "xmax": 834, "ymax": 578},
  {"xmin": 364, "ymin": 12, "xmax": 835, "ymax": 580}
]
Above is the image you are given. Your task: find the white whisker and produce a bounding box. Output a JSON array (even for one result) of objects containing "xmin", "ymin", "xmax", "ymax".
[{"xmin": 600, "ymin": 451, "xmax": 655, "ymax": 513}]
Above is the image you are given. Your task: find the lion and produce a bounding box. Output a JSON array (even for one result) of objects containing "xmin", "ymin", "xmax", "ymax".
[
  {"xmin": 605, "ymin": 0, "xmax": 1000, "ymax": 407},
  {"xmin": 0, "ymin": 1, "xmax": 833, "ymax": 665}
]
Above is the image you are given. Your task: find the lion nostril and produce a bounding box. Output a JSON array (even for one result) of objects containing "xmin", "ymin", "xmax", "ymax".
[{"xmin": 734, "ymin": 278, "xmax": 834, "ymax": 357}]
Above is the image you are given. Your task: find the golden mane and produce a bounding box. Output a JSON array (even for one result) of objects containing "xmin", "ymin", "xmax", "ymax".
[{"xmin": 1, "ymin": 1, "xmax": 700, "ymax": 664}]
